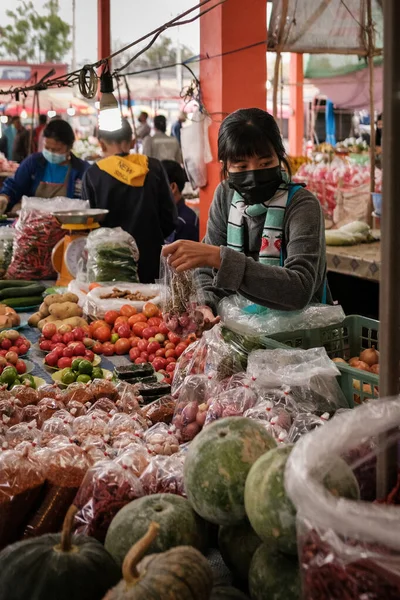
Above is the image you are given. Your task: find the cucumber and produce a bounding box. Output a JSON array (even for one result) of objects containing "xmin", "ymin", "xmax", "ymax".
[
  {"xmin": 0, "ymin": 280, "xmax": 37, "ymax": 289},
  {"xmin": 0, "ymin": 284, "xmax": 45, "ymax": 300},
  {"xmin": 0, "ymin": 296, "xmax": 44, "ymax": 308}
]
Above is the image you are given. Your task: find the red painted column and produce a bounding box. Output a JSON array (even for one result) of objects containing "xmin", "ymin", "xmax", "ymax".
[
  {"xmin": 199, "ymin": 0, "xmax": 267, "ymax": 238},
  {"xmin": 98, "ymin": 0, "xmax": 111, "ymax": 63},
  {"xmin": 288, "ymin": 53, "xmax": 304, "ymax": 157}
]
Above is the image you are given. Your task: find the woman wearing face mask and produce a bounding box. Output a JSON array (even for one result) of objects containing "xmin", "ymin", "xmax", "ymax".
[
  {"xmin": 162, "ymin": 108, "xmax": 329, "ymax": 325},
  {"xmin": 0, "ymin": 119, "xmax": 89, "ymax": 213}
]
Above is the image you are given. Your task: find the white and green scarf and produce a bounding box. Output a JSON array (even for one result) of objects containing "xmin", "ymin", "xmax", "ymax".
[{"xmin": 227, "ymin": 188, "xmax": 288, "ymax": 266}]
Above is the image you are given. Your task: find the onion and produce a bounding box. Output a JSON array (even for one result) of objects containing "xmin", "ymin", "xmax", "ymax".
[
  {"xmin": 351, "ymin": 360, "xmax": 371, "ymax": 372},
  {"xmin": 370, "ymin": 363, "xmax": 380, "ymax": 375},
  {"xmin": 349, "ymin": 357, "xmax": 361, "ymax": 367},
  {"xmin": 359, "ymin": 346, "xmax": 379, "ymax": 367},
  {"xmin": 332, "ymin": 358, "xmax": 346, "ymax": 363}
]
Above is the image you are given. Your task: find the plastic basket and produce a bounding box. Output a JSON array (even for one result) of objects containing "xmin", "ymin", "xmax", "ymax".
[{"xmin": 268, "ymin": 315, "xmax": 379, "ymax": 407}]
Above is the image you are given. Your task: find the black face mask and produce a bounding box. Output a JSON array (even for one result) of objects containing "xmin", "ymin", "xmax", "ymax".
[{"xmin": 227, "ymin": 166, "xmax": 284, "ymax": 205}]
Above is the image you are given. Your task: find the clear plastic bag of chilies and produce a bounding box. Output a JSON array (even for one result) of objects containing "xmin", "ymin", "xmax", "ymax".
[
  {"xmin": 73, "ymin": 459, "xmax": 144, "ymax": 543},
  {"xmin": 86, "ymin": 227, "xmax": 139, "ymax": 283},
  {"xmin": 140, "ymin": 452, "xmax": 186, "ymax": 496},
  {"xmin": 205, "ymin": 385, "xmax": 258, "ymax": 426},
  {"xmin": 160, "ymin": 254, "xmax": 205, "ymax": 337},
  {"xmin": 171, "ymin": 375, "xmax": 213, "ymax": 441},
  {"xmin": 5, "ymin": 421, "xmax": 41, "ymax": 449},
  {"xmin": 285, "ymin": 397, "xmax": 400, "ymax": 600}
]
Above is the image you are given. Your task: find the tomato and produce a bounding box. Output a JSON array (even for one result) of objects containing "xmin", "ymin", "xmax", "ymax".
[
  {"xmin": 120, "ymin": 304, "xmax": 137, "ymax": 318},
  {"xmin": 15, "ymin": 359, "xmax": 27, "ymax": 374},
  {"xmin": 166, "ymin": 356, "xmax": 176, "ymax": 365},
  {"xmin": 159, "ymin": 322, "xmax": 169, "ymax": 335},
  {"xmin": 152, "ymin": 357, "xmax": 167, "ymax": 371},
  {"xmin": 166, "ymin": 362, "xmax": 176, "ymax": 372},
  {"xmin": 62, "ymin": 346, "xmax": 75, "ymax": 358},
  {"xmin": 39, "ymin": 339, "xmax": 52, "ymax": 352},
  {"xmin": 133, "ymin": 322, "xmax": 147, "ymax": 337},
  {"xmin": 135, "ymin": 357, "xmax": 148, "ymax": 365},
  {"xmin": 117, "ymin": 324, "xmax": 131, "ymax": 339},
  {"xmin": 62, "ymin": 332, "xmax": 74, "ymax": 344},
  {"xmin": 175, "ymin": 343, "xmax": 187, "ymax": 358},
  {"xmin": 140, "ymin": 352, "xmax": 149, "ymax": 361},
  {"xmin": 148, "ymin": 353, "xmax": 156, "ymax": 363},
  {"xmin": 147, "ymin": 317, "xmax": 162, "ymax": 327},
  {"xmin": 168, "ymin": 331, "xmax": 181, "ymax": 345},
  {"xmin": 137, "ymin": 339, "xmax": 148, "ymax": 353},
  {"xmin": 142, "ymin": 327, "xmax": 154, "ymax": 340},
  {"xmin": 147, "ymin": 341, "xmax": 161, "ymax": 354},
  {"xmin": 165, "ymin": 342, "xmax": 176, "ymax": 351},
  {"xmin": 165, "ymin": 349, "xmax": 176, "ymax": 359},
  {"xmin": 72, "ymin": 327, "xmax": 86, "ymax": 341},
  {"xmin": 42, "ymin": 323, "xmax": 57, "ymax": 340},
  {"xmin": 115, "ymin": 338, "xmax": 131, "ymax": 355},
  {"xmin": 102, "ymin": 342, "xmax": 115, "ymax": 356},
  {"xmin": 45, "ymin": 352, "xmax": 59, "ymax": 367},
  {"xmin": 129, "ymin": 336, "xmax": 141, "ymax": 347},
  {"xmin": 18, "ymin": 344, "xmax": 29, "ymax": 356},
  {"xmin": 70, "ymin": 341, "xmax": 86, "ymax": 356},
  {"xmin": 128, "ymin": 313, "xmax": 147, "ymax": 326},
  {"xmin": 114, "ymin": 316, "xmax": 129, "ymax": 328},
  {"xmin": 85, "ymin": 349, "xmax": 95, "ymax": 362},
  {"xmin": 129, "ymin": 347, "xmax": 141, "ymax": 361},
  {"xmin": 90, "ymin": 320, "xmax": 108, "ymax": 336},
  {"xmin": 92, "ymin": 342, "xmax": 104, "ymax": 355},
  {"xmin": 94, "ymin": 326, "xmax": 111, "ymax": 343},
  {"xmin": 104, "ymin": 310, "xmax": 120, "ymax": 325},
  {"xmin": 154, "ymin": 333, "xmax": 166, "ymax": 344},
  {"xmin": 51, "ymin": 333, "xmax": 64, "ymax": 344},
  {"xmin": 142, "ymin": 302, "xmax": 159, "ymax": 318},
  {"xmin": 155, "ymin": 348, "xmax": 166, "ymax": 357},
  {"xmin": 58, "ymin": 356, "xmax": 72, "ymax": 370}
]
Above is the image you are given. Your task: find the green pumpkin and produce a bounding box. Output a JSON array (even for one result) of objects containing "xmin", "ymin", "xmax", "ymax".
[
  {"xmin": 218, "ymin": 521, "xmax": 261, "ymax": 582},
  {"xmin": 105, "ymin": 493, "xmax": 207, "ymax": 567},
  {"xmin": 248, "ymin": 544, "xmax": 300, "ymax": 600},
  {"xmin": 0, "ymin": 506, "xmax": 120, "ymax": 600},
  {"xmin": 184, "ymin": 417, "xmax": 276, "ymax": 526},
  {"xmin": 104, "ymin": 522, "xmax": 213, "ymax": 600}
]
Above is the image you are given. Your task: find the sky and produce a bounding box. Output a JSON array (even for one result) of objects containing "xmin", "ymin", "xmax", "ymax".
[{"xmin": 0, "ymin": 0, "xmax": 200, "ymax": 66}]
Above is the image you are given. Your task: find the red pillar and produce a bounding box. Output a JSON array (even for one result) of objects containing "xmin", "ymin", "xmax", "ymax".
[
  {"xmin": 199, "ymin": 0, "xmax": 267, "ymax": 239},
  {"xmin": 288, "ymin": 53, "xmax": 304, "ymax": 157},
  {"xmin": 98, "ymin": 0, "xmax": 111, "ymax": 63}
]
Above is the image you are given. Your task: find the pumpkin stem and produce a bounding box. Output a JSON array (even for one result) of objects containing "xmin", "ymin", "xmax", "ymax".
[
  {"xmin": 122, "ymin": 522, "xmax": 160, "ymax": 584},
  {"xmin": 60, "ymin": 505, "xmax": 78, "ymax": 552}
]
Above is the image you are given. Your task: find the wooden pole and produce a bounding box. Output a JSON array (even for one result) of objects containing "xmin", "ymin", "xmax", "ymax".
[
  {"xmin": 376, "ymin": 0, "xmax": 400, "ymax": 498},
  {"xmin": 367, "ymin": 0, "xmax": 376, "ymax": 227},
  {"xmin": 272, "ymin": 0, "xmax": 288, "ymax": 119}
]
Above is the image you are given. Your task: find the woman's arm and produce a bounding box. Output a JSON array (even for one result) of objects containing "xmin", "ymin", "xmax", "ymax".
[
  {"xmin": 0, "ymin": 155, "xmax": 35, "ymax": 210},
  {"xmin": 215, "ymin": 191, "xmax": 325, "ymax": 310}
]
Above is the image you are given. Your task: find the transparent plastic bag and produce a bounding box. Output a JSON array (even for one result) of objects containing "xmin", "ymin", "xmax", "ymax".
[
  {"xmin": 181, "ymin": 109, "xmax": 212, "ymax": 190},
  {"xmin": 7, "ymin": 196, "xmax": 88, "ymax": 280},
  {"xmin": 285, "ymin": 398, "xmax": 400, "ymax": 600},
  {"xmin": 171, "ymin": 375, "xmax": 213, "ymax": 441},
  {"xmin": 106, "ymin": 413, "xmax": 146, "ymax": 439},
  {"xmin": 10, "ymin": 385, "xmax": 39, "ymax": 408},
  {"xmin": 5, "ymin": 421, "xmax": 41, "ymax": 448},
  {"xmin": 142, "ymin": 395, "xmax": 176, "ymax": 425},
  {"xmin": 287, "ymin": 412, "xmax": 330, "ymax": 443},
  {"xmin": 144, "ymin": 423, "xmax": 180, "ymax": 455},
  {"xmin": 74, "ymin": 459, "xmax": 144, "ymax": 542},
  {"xmin": 205, "ymin": 386, "xmax": 258, "ymax": 426},
  {"xmin": 0, "ymin": 398, "xmax": 22, "ymax": 426},
  {"xmin": 86, "ymin": 227, "xmax": 139, "ymax": 283},
  {"xmin": 140, "ymin": 452, "xmax": 186, "ymax": 496},
  {"xmin": 115, "ymin": 443, "xmax": 150, "ymax": 476},
  {"xmin": 171, "ymin": 338, "xmax": 207, "ymax": 395},
  {"xmin": 218, "ymin": 295, "xmax": 345, "ymax": 337},
  {"xmin": 159, "ymin": 255, "xmax": 205, "ymax": 337},
  {"xmin": 0, "ymin": 227, "xmax": 15, "ymax": 277},
  {"xmin": 244, "ymin": 400, "xmax": 292, "ymax": 438},
  {"xmin": 83, "ymin": 283, "xmax": 160, "ymax": 320}
]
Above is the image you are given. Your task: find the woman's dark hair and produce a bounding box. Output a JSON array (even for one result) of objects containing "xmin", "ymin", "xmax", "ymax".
[
  {"xmin": 43, "ymin": 119, "xmax": 75, "ymax": 148},
  {"xmin": 218, "ymin": 108, "xmax": 291, "ymax": 178}
]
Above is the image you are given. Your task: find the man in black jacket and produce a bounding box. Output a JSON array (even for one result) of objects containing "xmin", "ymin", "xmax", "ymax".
[{"xmin": 81, "ymin": 119, "xmax": 177, "ymax": 283}]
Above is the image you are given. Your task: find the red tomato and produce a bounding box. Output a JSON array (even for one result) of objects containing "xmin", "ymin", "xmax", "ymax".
[
  {"xmin": 133, "ymin": 322, "xmax": 147, "ymax": 337},
  {"xmin": 140, "ymin": 352, "xmax": 149, "ymax": 361},
  {"xmin": 129, "ymin": 347, "xmax": 141, "ymax": 361},
  {"xmin": 165, "ymin": 349, "xmax": 176, "ymax": 359},
  {"xmin": 152, "ymin": 357, "xmax": 167, "ymax": 371},
  {"xmin": 114, "ymin": 316, "xmax": 129, "ymax": 328},
  {"xmin": 120, "ymin": 304, "xmax": 137, "ymax": 317},
  {"xmin": 155, "ymin": 348, "xmax": 166, "ymax": 357},
  {"xmin": 168, "ymin": 331, "xmax": 181, "ymax": 345},
  {"xmin": 137, "ymin": 339, "xmax": 148, "ymax": 352},
  {"xmin": 142, "ymin": 327, "xmax": 154, "ymax": 340},
  {"xmin": 85, "ymin": 349, "xmax": 95, "ymax": 362},
  {"xmin": 51, "ymin": 333, "xmax": 64, "ymax": 344},
  {"xmin": 148, "ymin": 353, "xmax": 156, "ymax": 363},
  {"xmin": 102, "ymin": 342, "xmax": 115, "ymax": 356},
  {"xmin": 165, "ymin": 342, "xmax": 176, "ymax": 351},
  {"xmin": 45, "ymin": 352, "xmax": 59, "ymax": 367},
  {"xmin": 0, "ymin": 350, "xmax": 6, "ymax": 357},
  {"xmin": 1, "ymin": 339, "xmax": 11, "ymax": 351},
  {"xmin": 62, "ymin": 346, "xmax": 75, "ymax": 358},
  {"xmin": 135, "ymin": 357, "xmax": 147, "ymax": 365},
  {"xmin": 147, "ymin": 317, "xmax": 162, "ymax": 327},
  {"xmin": 42, "ymin": 323, "xmax": 57, "ymax": 340},
  {"xmin": 128, "ymin": 313, "xmax": 147, "ymax": 326},
  {"xmin": 9, "ymin": 346, "xmax": 19, "ymax": 355},
  {"xmin": 15, "ymin": 337, "xmax": 26, "ymax": 347},
  {"xmin": 142, "ymin": 302, "xmax": 159, "ymax": 318},
  {"xmin": 18, "ymin": 344, "xmax": 29, "ymax": 356},
  {"xmin": 15, "ymin": 359, "xmax": 27, "ymax": 374},
  {"xmin": 117, "ymin": 324, "xmax": 131, "ymax": 339},
  {"xmin": 63, "ymin": 332, "xmax": 75, "ymax": 344},
  {"xmin": 104, "ymin": 310, "xmax": 120, "ymax": 325},
  {"xmin": 166, "ymin": 356, "xmax": 176, "ymax": 365},
  {"xmin": 159, "ymin": 322, "xmax": 169, "ymax": 335},
  {"xmin": 72, "ymin": 327, "xmax": 86, "ymax": 341},
  {"xmin": 147, "ymin": 341, "xmax": 161, "ymax": 354},
  {"xmin": 92, "ymin": 342, "xmax": 104, "ymax": 355},
  {"xmin": 166, "ymin": 362, "xmax": 176, "ymax": 372},
  {"xmin": 58, "ymin": 356, "xmax": 72, "ymax": 370},
  {"xmin": 175, "ymin": 343, "xmax": 187, "ymax": 358},
  {"xmin": 94, "ymin": 326, "xmax": 111, "ymax": 343},
  {"xmin": 115, "ymin": 338, "xmax": 131, "ymax": 355},
  {"xmin": 129, "ymin": 336, "xmax": 141, "ymax": 347},
  {"xmin": 39, "ymin": 339, "xmax": 52, "ymax": 352}
]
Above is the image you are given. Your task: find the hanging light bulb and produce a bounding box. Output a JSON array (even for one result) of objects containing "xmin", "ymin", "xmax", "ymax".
[
  {"xmin": 0, "ymin": 115, "xmax": 8, "ymax": 124},
  {"xmin": 98, "ymin": 66, "xmax": 122, "ymax": 132},
  {"xmin": 20, "ymin": 109, "xmax": 28, "ymax": 119},
  {"xmin": 67, "ymin": 104, "xmax": 76, "ymax": 117},
  {"xmin": 47, "ymin": 107, "xmax": 56, "ymax": 118}
]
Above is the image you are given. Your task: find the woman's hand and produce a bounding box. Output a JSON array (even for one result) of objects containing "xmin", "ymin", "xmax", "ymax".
[
  {"xmin": 162, "ymin": 240, "xmax": 221, "ymax": 272},
  {"xmin": 197, "ymin": 305, "xmax": 220, "ymax": 332}
]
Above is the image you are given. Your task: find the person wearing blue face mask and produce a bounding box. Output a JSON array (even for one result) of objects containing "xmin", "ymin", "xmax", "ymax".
[
  {"xmin": 162, "ymin": 108, "xmax": 330, "ymax": 327},
  {"xmin": 0, "ymin": 118, "xmax": 89, "ymax": 213}
]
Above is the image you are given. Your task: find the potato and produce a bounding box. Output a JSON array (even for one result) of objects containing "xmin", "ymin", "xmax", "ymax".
[
  {"xmin": 0, "ymin": 306, "xmax": 7, "ymax": 316},
  {"xmin": 37, "ymin": 315, "xmax": 58, "ymax": 331},
  {"xmin": 28, "ymin": 312, "xmax": 43, "ymax": 327},
  {"xmin": 44, "ymin": 292, "xmax": 79, "ymax": 307},
  {"xmin": 48, "ymin": 302, "xmax": 82, "ymax": 320},
  {"xmin": 0, "ymin": 315, "xmax": 13, "ymax": 330},
  {"xmin": 6, "ymin": 312, "xmax": 20, "ymax": 327},
  {"xmin": 39, "ymin": 302, "xmax": 50, "ymax": 317},
  {"xmin": 62, "ymin": 317, "xmax": 88, "ymax": 329}
]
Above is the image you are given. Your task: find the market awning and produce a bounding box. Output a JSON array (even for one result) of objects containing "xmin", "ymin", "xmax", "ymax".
[{"xmin": 0, "ymin": 90, "xmax": 95, "ymax": 117}]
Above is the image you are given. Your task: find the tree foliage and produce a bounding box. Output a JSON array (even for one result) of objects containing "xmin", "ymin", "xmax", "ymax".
[{"xmin": 0, "ymin": 0, "xmax": 71, "ymax": 63}]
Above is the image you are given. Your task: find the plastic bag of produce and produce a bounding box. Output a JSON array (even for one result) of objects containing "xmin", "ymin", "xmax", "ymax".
[
  {"xmin": 105, "ymin": 412, "xmax": 146, "ymax": 440},
  {"xmin": 73, "ymin": 459, "xmax": 144, "ymax": 542},
  {"xmin": 205, "ymin": 385, "xmax": 258, "ymax": 426},
  {"xmin": 142, "ymin": 395, "xmax": 176, "ymax": 425},
  {"xmin": 247, "ymin": 347, "xmax": 349, "ymax": 412},
  {"xmin": 0, "ymin": 444, "xmax": 45, "ymax": 548},
  {"xmin": 218, "ymin": 296, "xmax": 345, "ymax": 337},
  {"xmin": 83, "ymin": 282, "xmax": 160, "ymax": 319},
  {"xmin": 171, "ymin": 374, "xmax": 214, "ymax": 441},
  {"xmin": 287, "ymin": 411, "xmax": 330, "ymax": 443},
  {"xmin": 144, "ymin": 422, "xmax": 180, "ymax": 455},
  {"xmin": 5, "ymin": 421, "xmax": 41, "ymax": 448},
  {"xmin": 0, "ymin": 227, "xmax": 15, "ymax": 278},
  {"xmin": 286, "ymin": 398, "xmax": 400, "ymax": 600},
  {"xmin": 171, "ymin": 338, "xmax": 207, "ymax": 395},
  {"xmin": 244, "ymin": 400, "xmax": 292, "ymax": 442},
  {"xmin": 86, "ymin": 227, "xmax": 139, "ymax": 283},
  {"xmin": 140, "ymin": 452, "xmax": 186, "ymax": 496},
  {"xmin": 7, "ymin": 196, "xmax": 88, "ymax": 280},
  {"xmin": 159, "ymin": 254, "xmax": 205, "ymax": 337},
  {"xmin": 115, "ymin": 443, "xmax": 150, "ymax": 476}
]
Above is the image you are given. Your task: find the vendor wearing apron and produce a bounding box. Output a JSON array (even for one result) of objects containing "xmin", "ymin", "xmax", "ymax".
[
  {"xmin": 0, "ymin": 119, "xmax": 89, "ymax": 212},
  {"xmin": 162, "ymin": 108, "xmax": 330, "ymax": 327}
]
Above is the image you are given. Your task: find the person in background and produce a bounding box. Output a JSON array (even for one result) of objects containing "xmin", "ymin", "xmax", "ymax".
[
  {"xmin": 33, "ymin": 114, "xmax": 47, "ymax": 153},
  {"xmin": 11, "ymin": 116, "xmax": 30, "ymax": 163},
  {"xmin": 2, "ymin": 116, "xmax": 16, "ymax": 160},
  {"xmin": 171, "ymin": 111, "xmax": 187, "ymax": 146},
  {"xmin": 375, "ymin": 113, "xmax": 383, "ymax": 151},
  {"xmin": 136, "ymin": 111, "xmax": 150, "ymax": 140},
  {"xmin": 81, "ymin": 119, "xmax": 177, "ymax": 283},
  {"xmin": 0, "ymin": 130, "xmax": 7, "ymax": 157},
  {"xmin": 0, "ymin": 119, "xmax": 88, "ymax": 213},
  {"xmin": 162, "ymin": 159, "xmax": 199, "ymax": 242},
  {"xmin": 143, "ymin": 115, "xmax": 182, "ymax": 163}
]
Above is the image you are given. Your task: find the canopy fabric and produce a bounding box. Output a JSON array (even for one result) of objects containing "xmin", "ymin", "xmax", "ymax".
[
  {"xmin": 305, "ymin": 53, "xmax": 383, "ymax": 79},
  {"xmin": 311, "ymin": 65, "xmax": 383, "ymax": 111},
  {"xmin": 268, "ymin": 0, "xmax": 383, "ymax": 55},
  {"xmin": 0, "ymin": 90, "xmax": 95, "ymax": 116}
]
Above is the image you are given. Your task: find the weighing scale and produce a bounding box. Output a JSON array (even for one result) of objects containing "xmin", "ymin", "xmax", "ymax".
[{"xmin": 51, "ymin": 209, "xmax": 109, "ymax": 286}]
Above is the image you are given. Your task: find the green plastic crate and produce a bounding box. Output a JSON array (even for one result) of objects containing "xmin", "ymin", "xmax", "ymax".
[{"xmin": 268, "ymin": 315, "xmax": 379, "ymax": 407}]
